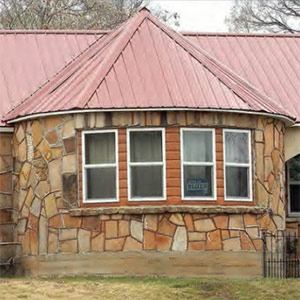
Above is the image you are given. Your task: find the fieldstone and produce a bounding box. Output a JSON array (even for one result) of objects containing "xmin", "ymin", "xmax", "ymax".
[
  {"xmin": 45, "ymin": 116, "xmax": 62, "ymax": 131},
  {"xmin": 62, "ymin": 154, "xmax": 76, "ymax": 173},
  {"xmin": 60, "ymin": 228, "xmax": 77, "ymax": 240},
  {"xmin": 264, "ymin": 157, "xmax": 273, "ymax": 180},
  {"xmin": 24, "ymin": 187, "xmax": 34, "ymax": 207},
  {"xmin": 63, "ymin": 214, "xmax": 82, "ymax": 228},
  {"xmin": 20, "ymin": 162, "xmax": 31, "ymax": 187},
  {"xmin": 258, "ymin": 213, "xmax": 271, "ymax": 228},
  {"xmin": 17, "ymin": 218, "xmax": 27, "ymax": 235},
  {"xmin": 35, "ymin": 181, "xmax": 50, "ymax": 199},
  {"xmin": 256, "ymin": 181, "xmax": 269, "ymax": 207},
  {"xmin": 188, "ymin": 241, "xmax": 205, "ymax": 251},
  {"xmin": 91, "ymin": 233, "xmax": 104, "ymax": 252},
  {"xmin": 144, "ymin": 230, "xmax": 156, "ymax": 250},
  {"xmin": 118, "ymin": 220, "xmax": 130, "ymax": 237},
  {"xmin": 62, "ymin": 120, "xmax": 75, "ymax": 138},
  {"xmin": 230, "ymin": 230, "xmax": 240, "ymax": 237},
  {"xmin": 246, "ymin": 227, "xmax": 260, "ymax": 239},
  {"xmin": 169, "ymin": 213, "xmax": 185, "ymax": 226},
  {"xmin": 172, "ymin": 227, "xmax": 187, "ymax": 251},
  {"xmin": 255, "ymin": 143, "xmax": 264, "ymax": 181},
  {"xmin": 105, "ymin": 237, "xmax": 125, "ymax": 251},
  {"xmin": 31, "ymin": 120, "xmax": 43, "ymax": 147},
  {"xmin": 157, "ymin": 218, "xmax": 176, "ymax": 236},
  {"xmin": 252, "ymin": 239, "xmax": 263, "ymax": 251},
  {"xmin": 106, "ymin": 221, "xmax": 118, "ymax": 238},
  {"xmin": 29, "ymin": 229, "xmax": 39, "ymax": 255},
  {"xmin": 37, "ymin": 139, "xmax": 52, "ymax": 162},
  {"xmin": 255, "ymin": 130, "xmax": 264, "ymax": 143},
  {"xmin": 49, "ymin": 159, "xmax": 62, "ymax": 191},
  {"xmin": 221, "ymin": 230, "xmax": 230, "ymax": 239},
  {"xmin": 52, "ymin": 147, "xmax": 63, "ymax": 159},
  {"xmin": 272, "ymin": 149, "xmax": 280, "ymax": 176},
  {"xmin": 45, "ymin": 130, "xmax": 58, "ymax": 145},
  {"xmin": 206, "ymin": 230, "xmax": 222, "ymax": 250},
  {"xmin": 156, "ymin": 234, "xmax": 172, "ymax": 250},
  {"xmin": 213, "ymin": 215, "xmax": 228, "ymax": 229},
  {"xmin": 63, "ymin": 137, "xmax": 76, "ymax": 153},
  {"xmin": 264, "ymin": 124, "xmax": 274, "ymax": 156},
  {"xmin": 22, "ymin": 231, "xmax": 31, "ymax": 255},
  {"xmin": 240, "ymin": 232, "xmax": 255, "ymax": 250},
  {"xmin": 144, "ymin": 214, "xmax": 158, "ymax": 231},
  {"xmin": 184, "ymin": 214, "xmax": 194, "ymax": 231},
  {"xmin": 44, "ymin": 193, "xmax": 58, "ymax": 218},
  {"xmin": 48, "ymin": 231, "xmax": 58, "ymax": 253},
  {"xmin": 95, "ymin": 113, "xmax": 106, "ymax": 127},
  {"xmin": 16, "ymin": 125, "xmax": 25, "ymax": 143},
  {"xmin": 244, "ymin": 214, "xmax": 257, "ymax": 226},
  {"xmin": 0, "ymin": 133, "xmax": 12, "ymax": 155},
  {"xmin": 74, "ymin": 114, "xmax": 85, "ymax": 129},
  {"xmin": 62, "ymin": 174, "xmax": 77, "ymax": 207},
  {"xmin": 123, "ymin": 237, "xmax": 143, "ymax": 251},
  {"xmin": 229, "ymin": 215, "xmax": 244, "ymax": 229},
  {"xmin": 49, "ymin": 215, "xmax": 63, "ymax": 228},
  {"xmin": 194, "ymin": 218, "xmax": 215, "ymax": 232},
  {"xmin": 60, "ymin": 239, "xmax": 77, "ymax": 253},
  {"xmin": 111, "ymin": 215, "xmax": 123, "ymax": 220},
  {"xmin": 39, "ymin": 216, "xmax": 48, "ymax": 254},
  {"xmin": 131, "ymin": 220, "xmax": 143, "ymax": 242},
  {"xmin": 223, "ymin": 237, "xmax": 241, "ymax": 251},
  {"xmin": 30, "ymin": 197, "xmax": 41, "ymax": 217},
  {"xmin": 78, "ymin": 229, "xmax": 90, "ymax": 253},
  {"xmin": 272, "ymin": 215, "xmax": 284, "ymax": 230},
  {"xmin": 82, "ymin": 216, "xmax": 101, "ymax": 231},
  {"xmin": 188, "ymin": 232, "xmax": 206, "ymax": 241}
]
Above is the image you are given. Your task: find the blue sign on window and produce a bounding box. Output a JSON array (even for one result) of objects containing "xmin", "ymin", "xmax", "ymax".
[{"xmin": 186, "ymin": 178, "xmax": 209, "ymax": 196}]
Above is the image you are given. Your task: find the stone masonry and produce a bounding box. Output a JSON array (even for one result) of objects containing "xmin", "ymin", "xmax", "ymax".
[{"xmin": 8, "ymin": 111, "xmax": 285, "ymax": 260}]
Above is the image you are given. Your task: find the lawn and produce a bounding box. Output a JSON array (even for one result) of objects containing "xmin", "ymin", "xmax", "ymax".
[{"xmin": 0, "ymin": 276, "xmax": 299, "ymax": 300}]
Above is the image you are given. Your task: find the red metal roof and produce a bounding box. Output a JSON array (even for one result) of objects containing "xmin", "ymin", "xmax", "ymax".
[
  {"xmin": 185, "ymin": 32, "xmax": 300, "ymax": 123},
  {"xmin": 4, "ymin": 9, "xmax": 291, "ymax": 124},
  {"xmin": 0, "ymin": 30, "xmax": 105, "ymax": 126}
]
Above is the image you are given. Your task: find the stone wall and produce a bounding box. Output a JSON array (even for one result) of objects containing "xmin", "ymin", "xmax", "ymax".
[{"xmin": 10, "ymin": 111, "xmax": 286, "ymax": 275}]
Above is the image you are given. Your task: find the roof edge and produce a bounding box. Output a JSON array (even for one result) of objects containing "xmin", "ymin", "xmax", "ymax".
[
  {"xmin": 0, "ymin": 126, "xmax": 14, "ymax": 132},
  {"xmin": 182, "ymin": 31, "xmax": 300, "ymax": 38},
  {"xmin": 5, "ymin": 107, "xmax": 295, "ymax": 127},
  {"xmin": 0, "ymin": 29, "xmax": 109, "ymax": 34}
]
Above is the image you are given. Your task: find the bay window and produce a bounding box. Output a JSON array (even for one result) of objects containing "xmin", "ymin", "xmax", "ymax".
[
  {"xmin": 223, "ymin": 129, "xmax": 252, "ymax": 201},
  {"xmin": 82, "ymin": 130, "xmax": 118, "ymax": 203},
  {"xmin": 127, "ymin": 128, "xmax": 166, "ymax": 201},
  {"xmin": 288, "ymin": 155, "xmax": 300, "ymax": 216},
  {"xmin": 181, "ymin": 128, "xmax": 216, "ymax": 200}
]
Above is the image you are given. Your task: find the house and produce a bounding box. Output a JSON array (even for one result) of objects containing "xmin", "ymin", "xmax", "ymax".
[{"xmin": 0, "ymin": 8, "xmax": 299, "ymax": 277}]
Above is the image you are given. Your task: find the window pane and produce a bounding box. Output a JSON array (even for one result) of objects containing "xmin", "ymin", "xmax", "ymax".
[
  {"xmin": 85, "ymin": 133, "xmax": 115, "ymax": 164},
  {"xmin": 225, "ymin": 132, "xmax": 249, "ymax": 164},
  {"xmin": 226, "ymin": 166, "xmax": 249, "ymax": 198},
  {"xmin": 290, "ymin": 185, "xmax": 300, "ymax": 213},
  {"xmin": 183, "ymin": 131, "xmax": 213, "ymax": 162},
  {"xmin": 130, "ymin": 131, "xmax": 162, "ymax": 162},
  {"xmin": 184, "ymin": 166, "xmax": 213, "ymax": 197},
  {"xmin": 288, "ymin": 155, "xmax": 300, "ymax": 181},
  {"xmin": 86, "ymin": 167, "xmax": 116, "ymax": 199},
  {"xmin": 131, "ymin": 166, "xmax": 163, "ymax": 198}
]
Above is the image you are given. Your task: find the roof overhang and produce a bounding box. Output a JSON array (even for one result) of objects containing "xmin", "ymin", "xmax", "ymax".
[{"xmin": 5, "ymin": 107, "xmax": 295, "ymax": 127}]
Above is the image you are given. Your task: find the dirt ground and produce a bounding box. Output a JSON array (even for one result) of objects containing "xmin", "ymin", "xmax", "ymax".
[{"xmin": 0, "ymin": 276, "xmax": 299, "ymax": 300}]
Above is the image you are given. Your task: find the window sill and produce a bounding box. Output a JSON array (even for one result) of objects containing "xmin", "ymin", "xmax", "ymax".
[
  {"xmin": 286, "ymin": 217, "xmax": 300, "ymax": 223},
  {"xmin": 70, "ymin": 205, "xmax": 267, "ymax": 217}
]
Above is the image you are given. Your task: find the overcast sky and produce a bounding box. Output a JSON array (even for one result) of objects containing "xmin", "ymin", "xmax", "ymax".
[{"xmin": 149, "ymin": 0, "xmax": 234, "ymax": 32}]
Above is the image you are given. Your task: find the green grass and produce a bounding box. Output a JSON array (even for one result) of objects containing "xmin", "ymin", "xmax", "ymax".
[{"xmin": 0, "ymin": 276, "xmax": 299, "ymax": 300}]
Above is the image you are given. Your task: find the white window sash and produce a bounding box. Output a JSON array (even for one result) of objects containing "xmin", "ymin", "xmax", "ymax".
[
  {"xmin": 82, "ymin": 129, "xmax": 119, "ymax": 203},
  {"xmin": 223, "ymin": 129, "xmax": 252, "ymax": 202},
  {"xmin": 181, "ymin": 128, "xmax": 216, "ymax": 201},
  {"xmin": 287, "ymin": 161, "xmax": 300, "ymax": 216},
  {"xmin": 127, "ymin": 128, "xmax": 166, "ymax": 202}
]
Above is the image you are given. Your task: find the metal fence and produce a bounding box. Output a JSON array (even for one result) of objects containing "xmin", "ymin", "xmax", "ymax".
[{"xmin": 262, "ymin": 231, "xmax": 300, "ymax": 278}]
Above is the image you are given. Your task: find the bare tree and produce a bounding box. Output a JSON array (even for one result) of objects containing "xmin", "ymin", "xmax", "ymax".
[
  {"xmin": 0, "ymin": 0, "xmax": 144, "ymax": 30},
  {"xmin": 225, "ymin": 0, "xmax": 300, "ymax": 33}
]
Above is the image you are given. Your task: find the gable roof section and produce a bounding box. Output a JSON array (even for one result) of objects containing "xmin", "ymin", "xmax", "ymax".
[
  {"xmin": 4, "ymin": 9, "xmax": 293, "ymax": 123},
  {"xmin": 185, "ymin": 32, "xmax": 300, "ymax": 124},
  {"xmin": 0, "ymin": 30, "xmax": 105, "ymax": 126}
]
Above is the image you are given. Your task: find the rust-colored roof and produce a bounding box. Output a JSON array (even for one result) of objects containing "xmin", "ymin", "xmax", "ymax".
[
  {"xmin": 0, "ymin": 30, "xmax": 105, "ymax": 125},
  {"xmin": 185, "ymin": 32, "xmax": 300, "ymax": 124},
  {"xmin": 4, "ymin": 9, "xmax": 291, "ymax": 124}
]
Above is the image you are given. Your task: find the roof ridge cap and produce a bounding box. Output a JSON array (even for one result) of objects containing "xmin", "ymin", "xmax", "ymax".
[
  {"xmin": 182, "ymin": 31, "xmax": 300, "ymax": 38},
  {"xmin": 0, "ymin": 29, "xmax": 109, "ymax": 34}
]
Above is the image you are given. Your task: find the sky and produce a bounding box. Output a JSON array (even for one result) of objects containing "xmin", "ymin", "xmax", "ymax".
[{"xmin": 149, "ymin": 0, "xmax": 234, "ymax": 32}]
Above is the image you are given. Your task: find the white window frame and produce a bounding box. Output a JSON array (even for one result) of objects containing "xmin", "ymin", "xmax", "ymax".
[
  {"xmin": 287, "ymin": 158, "xmax": 300, "ymax": 217},
  {"xmin": 82, "ymin": 129, "xmax": 119, "ymax": 203},
  {"xmin": 180, "ymin": 128, "xmax": 216, "ymax": 201},
  {"xmin": 223, "ymin": 129, "xmax": 252, "ymax": 202},
  {"xmin": 127, "ymin": 128, "xmax": 166, "ymax": 202}
]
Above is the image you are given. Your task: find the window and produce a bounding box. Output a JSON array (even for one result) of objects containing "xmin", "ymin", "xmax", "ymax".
[
  {"xmin": 288, "ymin": 155, "xmax": 300, "ymax": 216},
  {"xmin": 181, "ymin": 128, "xmax": 216, "ymax": 200},
  {"xmin": 127, "ymin": 128, "xmax": 166, "ymax": 201},
  {"xmin": 223, "ymin": 129, "xmax": 252, "ymax": 201},
  {"xmin": 82, "ymin": 130, "xmax": 118, "ymax": 203}
]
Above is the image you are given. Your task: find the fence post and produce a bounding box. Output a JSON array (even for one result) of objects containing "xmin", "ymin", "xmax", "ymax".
[{"xmin": 262, "ymin": 230, "xmax": 267, "ymax": 278}]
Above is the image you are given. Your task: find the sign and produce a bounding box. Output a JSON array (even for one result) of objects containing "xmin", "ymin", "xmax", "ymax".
[{"xmin": 186, "ymin": 178, "xmax": 209, "ymax": 196}]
